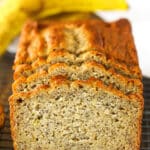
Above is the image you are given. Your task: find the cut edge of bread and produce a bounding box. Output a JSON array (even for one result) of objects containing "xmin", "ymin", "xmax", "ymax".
[
  {"xmin": 12, "ymin": 61, "xmax": 143, "ymax": 94},
  {"xmin": 9, "ymin": 77, "xmax": 143, "ymax": 150}
]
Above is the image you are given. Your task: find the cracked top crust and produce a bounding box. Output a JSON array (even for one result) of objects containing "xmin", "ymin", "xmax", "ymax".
[{"xmin": 14, "ymin": 18, "xmax": 141, "ymax": 79}]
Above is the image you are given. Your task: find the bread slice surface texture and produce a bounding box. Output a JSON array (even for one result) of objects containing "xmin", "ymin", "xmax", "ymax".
[{"xmin": 10, "ymin": 78, "xmax": 143, "ymax": 150}]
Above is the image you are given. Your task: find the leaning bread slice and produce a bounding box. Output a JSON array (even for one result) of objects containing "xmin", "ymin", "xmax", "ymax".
[
  {"xmin": 10, "ymin": 77, "xmax": 143, "ymax": 150},
  {"xmin": 13, "ymin": 19, "xmax": 141, "ymax": 79},
  {"xmin": 13, "ymin": 61, "xmax": 142, "ymax": 94},
  {"xmin": 14, "ymin": 49, "xmax": 141, "ymax": 80}
]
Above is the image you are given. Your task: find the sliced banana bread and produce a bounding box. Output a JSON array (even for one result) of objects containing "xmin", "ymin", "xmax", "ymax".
[
  {"xmin": 12, "ymin": 19, "xmax": 143, "ymax": 95},
  {"xmin": 10, "ymin": 77, "xmax": 143, "ymax": 150},
  {"xmin": 10, "ymin": 18, "xmax": 144, "ymax": 150},
  {"xmin": 12, "ymin": 61, "xmax": 142, "ymax": 94},
  {"xmin": 13, "ymin": 49, "xmax": 140, "ymax": 80},
  {"xmin": 14, "ymin": 19, "xmax": 141, "ymax": 79}
]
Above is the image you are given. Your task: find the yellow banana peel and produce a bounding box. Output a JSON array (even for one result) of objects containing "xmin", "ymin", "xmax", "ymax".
[
  {"xmin": 0, "ymin": 0, "xmax": 127, "ymax": 56},
  {"xmin": 0, "ymin": 0, "xmax": 27, "ymax": 55}
]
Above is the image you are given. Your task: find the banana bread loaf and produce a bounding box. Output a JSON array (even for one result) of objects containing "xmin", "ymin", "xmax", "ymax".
[{"xmin": 9, "ymin": 18, "xmax": 144, "ymax": 150}]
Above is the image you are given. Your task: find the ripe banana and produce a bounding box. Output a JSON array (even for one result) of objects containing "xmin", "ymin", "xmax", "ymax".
[{"xmin": 0, "ymin": 0, "xmax": 127, "ymax": 55}]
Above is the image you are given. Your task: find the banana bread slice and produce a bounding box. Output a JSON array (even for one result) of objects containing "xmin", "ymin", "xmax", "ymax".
[
  {"xmin": 10, "ymin": 77, "xmax": 143, "ymax": 150},
  {"xmin": 13, "ymin": 61, "xmax": 142, "ymax": 94},
  {"xmin": 13, "ymin": 49, "xmax": 140, "ymax": 81},
  {"xmin": 12, "ymin": 19, "xmax": 143, "ymax": 96}
]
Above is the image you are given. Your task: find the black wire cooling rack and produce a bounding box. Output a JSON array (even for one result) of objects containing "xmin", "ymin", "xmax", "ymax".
[{"xmin": 0, "ymin": 53, "xmax": 150, "ymax": 150}]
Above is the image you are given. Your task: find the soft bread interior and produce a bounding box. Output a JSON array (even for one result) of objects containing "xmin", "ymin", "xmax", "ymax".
[{"xmin": 10, "ymin": 80, "xmax": 142, "ymax": 150}]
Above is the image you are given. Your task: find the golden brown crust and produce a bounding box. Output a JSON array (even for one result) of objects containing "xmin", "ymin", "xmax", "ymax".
[
  {"xmin": 12, "ymin": 61, "xmax": 143, "ymax": 94},
  {"xmin": 81, "ymin": 50, "xmax": 141, "ymax": 79},
  {"xmin": 9, "ymin": 76, "xmax": 144, "ymax": 150},
  {"xmin": 13, "ymin": 64, "xmax": 32, "ymax": 80},
  {"xmin": 13, "ymin": 18, "xmax": 141, "ymax": 79},
  {"xmin": 10, "ymin": 76, "xmax": 143, "ymax": 104},
  {"xmin": 14, "ymin": 49, "xmax": 141, "ymax": 80},
  {"xmin": 84, "ymin": 61, "xmax": 142, "ymax": 91}
]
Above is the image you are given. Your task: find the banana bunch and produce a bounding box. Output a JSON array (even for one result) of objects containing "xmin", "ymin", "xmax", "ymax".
[{"xmin": 0, "ymin": 0, "xmax": 127, "ymax": 55}]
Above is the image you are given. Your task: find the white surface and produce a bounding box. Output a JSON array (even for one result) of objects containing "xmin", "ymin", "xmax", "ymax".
[{"xmin": 8, "ymin": 0, "xmax": 150, "ymax": 77}]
